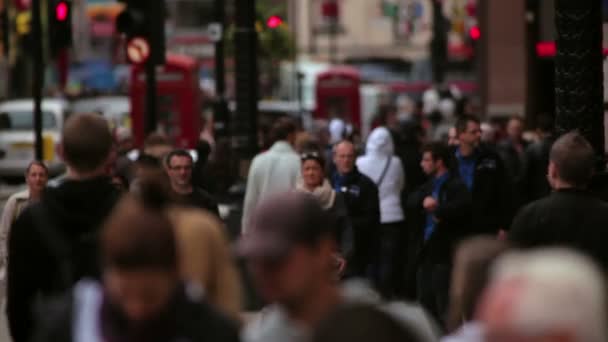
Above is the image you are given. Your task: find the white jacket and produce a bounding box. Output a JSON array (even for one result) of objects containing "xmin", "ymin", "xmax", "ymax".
[
  {"xmin": 356, "ymin": 127, "xmax": 405, "ymax": 223},
  {"xmin": 242, "ymin": 141, "xmax": 301, "ymax": 233}
]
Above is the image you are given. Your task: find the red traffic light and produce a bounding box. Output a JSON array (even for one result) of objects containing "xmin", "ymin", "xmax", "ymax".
[
  {"xmin": 266, "ymin": 15, "xmax": 283, "ymax": 29},
  {"xmin": 469, "ymin": 26, "xmax": 481, "ymax": 41},
  {"xmin": 56, "ymin": 1, "xmax": 69, "ymax": 21}
]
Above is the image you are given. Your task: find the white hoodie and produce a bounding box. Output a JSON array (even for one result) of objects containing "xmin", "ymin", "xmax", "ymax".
[{"xmin": 356, "ymin": 127, "xmax": 405, "ymax": 224}]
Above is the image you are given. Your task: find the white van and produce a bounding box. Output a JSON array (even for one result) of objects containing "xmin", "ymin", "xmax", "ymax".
[{"xmin": 0, "ymin": 98, "xmax": 70, "ymax": 177}]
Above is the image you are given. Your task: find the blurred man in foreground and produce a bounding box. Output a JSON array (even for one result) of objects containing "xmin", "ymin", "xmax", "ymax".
[
  {"xmin": 238, "ymin": 192, "xmax": 438, "ymax": 342},
  {"xmin": 478, "ymin": 249, "xmax": 607, "ymax": 342},
  {"xmin": 32, "ymin": 191, "xmax": 240, "ymax": 342}
]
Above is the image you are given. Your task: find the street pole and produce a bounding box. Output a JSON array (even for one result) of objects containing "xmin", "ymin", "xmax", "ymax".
[
  {"xmin": 145, "ymin": 58, "xmax": 157, "ymax": 135},
  {"xmin": 234, "ymin": 0, "xmax": 258, "ymax": 158},
  {"xmin": 32, "ymin": 0, "xmax": 44, "ymax": 161},
  {"xmin": 431, "ymin": 0, "xmax": 447, "ymax": 84},
  {"xmin": 554, "ymin": 0, "xmax": 604, "ymax": 162},
  {"xmin": 213, "ymin": 0, "xmax": 228, "ymax": 138}
]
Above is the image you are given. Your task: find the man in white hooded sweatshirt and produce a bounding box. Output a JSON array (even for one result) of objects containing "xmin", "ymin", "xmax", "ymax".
[{"xmin": 357, "ymin": 127, "xmax": 406, "ymax": 299}]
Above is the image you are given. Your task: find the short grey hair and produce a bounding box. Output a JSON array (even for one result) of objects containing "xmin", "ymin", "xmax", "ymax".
[{"xmin": 487, "ymin": 248, "xmax": 607, "ymax": 342}]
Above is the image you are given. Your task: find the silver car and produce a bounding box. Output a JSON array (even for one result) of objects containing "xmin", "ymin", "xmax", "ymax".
[{"xmin": 0, "ymin": 99, "xmax": 70, "ymax": 177}]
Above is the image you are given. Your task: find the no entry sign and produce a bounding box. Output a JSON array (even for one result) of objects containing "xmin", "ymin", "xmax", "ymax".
[{"xmin": 127, "ymin": 37, "xmax": 150, "ymax": 64}]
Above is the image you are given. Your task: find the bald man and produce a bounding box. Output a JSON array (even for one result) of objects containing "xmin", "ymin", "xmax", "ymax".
[{"xmin": 331, "ymin": 140, "xmax": 380, "ymax": 279}]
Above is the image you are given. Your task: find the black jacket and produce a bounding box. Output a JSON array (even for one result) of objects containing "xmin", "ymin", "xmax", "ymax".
[
  {"xmin": 328, "ymin": 192, "xmax": 354, "ymax": 257},
  {"xmin": 6, "ymin": 177, "xmax": 121, "ymax": 342},
  {"xmin": 178, "ymin": 187, "xmax": 220, "ymax": 217},
  {"xmin": 522, "ymin": 137, "xmax": 553, "ymax": 203},
  {"xmin": 509, "ymin": 189, "xmax": 608, "ymax": 271},
  {"xmin": 31, "ymin": 282, "xmax": 240, "ymax": 342},
  {"xmin": 453, "ymin": 146, "xmax": 512, "ymax": 235},
  {"xmin": 331, "ymin": 168, "xmax": 380, "ymax": 235},
  {"xmin": 407, "ymin": 173, "xmax": 472, "ymax": 264},
  {"xmin": 498, "ymin": 139, "xmax": 528, "ymax": 210}
]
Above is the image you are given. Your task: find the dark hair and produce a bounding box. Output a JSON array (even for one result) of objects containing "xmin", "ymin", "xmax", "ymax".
[
  {"xmin": 313, "ymin": 304, "xmax": 425, "ymax": 342},
  {"xmin": 549, "ymin": 131, "xmax": 595, "ymax": 187},
  {"xmin": 377, "ymin": 104, "xmax": 397, "ymax": 126},
  {"xmin": 536, "ymin": 113, "xmax": 554, "ymax": 134},
  {"xmin": 62, "ymin": 113, "xmax": 113, "ymax": 173},
  {"xmin": 508, "ymin": 116, "xmax": 524, "ymax": 124},
  {"xmin": 455, "ymin": 114, "xmax": 481, "ymax": 134},
  {"xmin": 144, "ymin": 133, "xmax": 171, "ymax": 149},
  {"xmin": 136, "ymin": 153, "xmax": 162, "ymax": 169},
  {"xmin": 301, "ymin": 150, "xmax": 325, "ymax": 169},
  {"xmin": 422, "ymin": 142, "xmax": 452, "ymax": 168},
  {"xmin": 165, "ymin": 149, "xmax": 193, "ymax": 168},
  {"xmin": 102, "ymin": 182, "xmax": 176, "ymax": 271},
  {"xmin": 25, "ymin": 160, "xmax": 49, "ymax": 175},
  {"xmin": 270, "ymin": 117, "xmax": 297, "ymax": 142}
]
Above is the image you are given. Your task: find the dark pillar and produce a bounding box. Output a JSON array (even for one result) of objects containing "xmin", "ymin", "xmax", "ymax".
[
  {"xmin": 213, "ymin": 0, "xmax": 229, "ymax": 138},
  {"xmin": 554, "ymin": 0, "xmax": 604, "ymax": 161},
  {"xmin": 32, "ymin": 0, "xmax": 44, "ymax": 161},
  {"xmin": 431, "ymin": 0, "xmax": 447, "ymax": 84},
  {"xmin": 233, "ymin": 0, "xmax": 258, "ymax": 158}
]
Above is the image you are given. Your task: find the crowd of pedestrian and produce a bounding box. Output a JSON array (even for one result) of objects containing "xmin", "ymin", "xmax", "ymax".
[{"xmin": 1, "ymin": 106, "xmax": 607, "ymax": 342}]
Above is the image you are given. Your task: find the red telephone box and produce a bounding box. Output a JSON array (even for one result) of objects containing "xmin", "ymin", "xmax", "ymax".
[
  {"xmin": 315, "ymin": 66, "xmax": 361, "ymax": 128},
  {"xmin": 130, "ymin": 54, "xmax": 202, "ymax": 149}
]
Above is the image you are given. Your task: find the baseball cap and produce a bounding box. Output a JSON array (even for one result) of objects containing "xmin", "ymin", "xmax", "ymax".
[{"xmin": 236, "ymin": 191, "xmax": 334, "ymax": 259}]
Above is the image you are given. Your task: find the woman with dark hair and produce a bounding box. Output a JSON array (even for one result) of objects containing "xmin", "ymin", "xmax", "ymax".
[
  {"xmin": 296, "ymin": 151, "xmax": 352, "ymax": 272},
  {"xmin": 31, "ymin": 188, "xmax": 241, "ymax": 342}
]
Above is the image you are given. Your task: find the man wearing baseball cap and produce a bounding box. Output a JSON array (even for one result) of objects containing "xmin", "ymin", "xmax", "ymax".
[{"xmin": 238, "ymin": 192, "xmax": 439, "ymax": 342}]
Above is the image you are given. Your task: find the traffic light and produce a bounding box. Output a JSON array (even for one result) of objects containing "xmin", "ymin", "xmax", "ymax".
[
  {"xmin": 48, "ymin": 0, "xmax": 72, "ymax": 56},
  {"xmin": 469, "ymin": 26, "xmax": 481, "ymax": 41},
  {"xmin": 266, "ymin": 15, "xmax": 283, "ymax": 29},
  {"xmin": 116, "ymin": 0, "xmax": 165, "ymax": 65}
]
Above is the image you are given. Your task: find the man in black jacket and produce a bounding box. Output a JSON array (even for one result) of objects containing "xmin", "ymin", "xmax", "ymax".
[
  {"xmin": 165, "ymin": 149, "xmax": 220, "ymax": 217},
  {"xmin": 498, "ymin": 116, "xmax": 528, "ymax": 211},
  {"xmin": 331, "ymin": 140, "xmax": 380, "ymax": 279},
  {"xmin": 7, "ymin": 114, "xmax": 122, "ymax": 342},
  {"xmin": 408, "ymin": 142, "xmax": 471, "ymax": 327},
  {"xmin": 522, "ymin": 114, "xmax": 554, "ymax": 203},
  {"xmin": 454, "ymin": 115, "xmax": 511, "ymax": 235},
  {"xmin": 510, "ymin": 132, "xmax": 608, "ymax": 272}
]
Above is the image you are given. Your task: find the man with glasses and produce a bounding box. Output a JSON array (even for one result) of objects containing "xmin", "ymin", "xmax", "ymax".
[{"xmin": 165, "ymin": 149, "xmax": 219, "ymax": 217}]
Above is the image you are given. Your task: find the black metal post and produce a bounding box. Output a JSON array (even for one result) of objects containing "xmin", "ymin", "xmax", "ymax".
[
  {"xmin": 554, "ymin": 0, "xmax": 604, "ymax": 160},
  {"xmin": 213, "ymin": 0, "xmax": 228, "ymax": 137},
  {"xmin": 234, "ymin": 0, "xmax": 258, "ymax": 157},
  {"xmin": 431, "ymin": 0, "xmax": 447, "ymax": 84},
  {"xmin": 32, "ymin": 0, "xmax": 44, "ymax": 161},
  {"xmin": 145, "ymin": 59, "xmax": 157, "ymax": 135}
]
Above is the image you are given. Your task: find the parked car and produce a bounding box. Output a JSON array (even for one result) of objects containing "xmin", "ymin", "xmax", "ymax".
[{"xmin": 0, "ymin": 98, "xmax": 70, "ymax": 177}]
